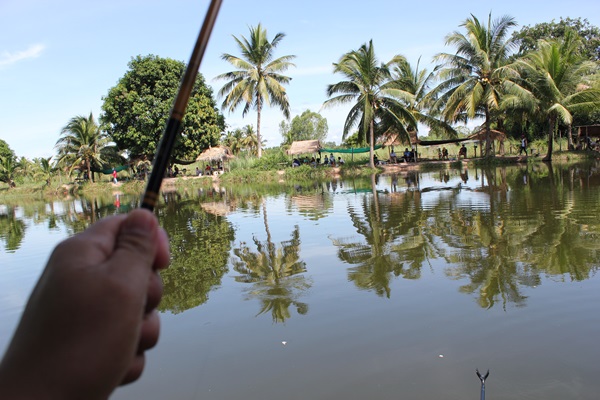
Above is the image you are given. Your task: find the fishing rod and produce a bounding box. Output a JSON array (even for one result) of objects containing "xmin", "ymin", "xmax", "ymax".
[
  {"xmin": 141, "ymin": 0, "xmax": 223, "ymax": 211},
  {"xmin": 476, "ymin": 369, "xmax": 490, "ymax": 400}
]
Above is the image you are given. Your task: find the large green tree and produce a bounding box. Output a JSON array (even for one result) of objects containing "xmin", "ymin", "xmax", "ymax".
[
  {"xmin": 324, "ymin": 40, "xmax": 416, "ymax": 167},
  {"xmin": 215, "ymin": 23, "xmax": 296, "ymax": 158},
  {"xmin": 512, "ymin": 17, "xmax": 600, "ymax": 61},
  {"xmin": 101, "ymin": 55, "xmax": 224, "ymax": 161},
  {"xmin": 56, "ymin": 113, "xmax": 118, "ymax": 182},
  {"xmin": 0, "ymin": 139, "xmax": 15, "ymax": 161},
  {"xmin": 432, "ymin": 14, "xmax": 525, "ymax": 157},
  {"xmin": 0, "ymin": 139, "xmax": 17, "ymax": 188},
  {"xmin": 279, "ymin": 109, "xmax": 328, "ymax": 147}
]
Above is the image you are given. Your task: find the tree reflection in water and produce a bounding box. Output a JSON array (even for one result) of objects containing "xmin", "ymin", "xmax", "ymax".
[
  {"xmin": 332, "ymin": 174, "xmax": 429, "ymax": 298},
  {"xmin": 0, "ymin": 205, "xmax": 26, "ymax": 252},
  {"xmin": 157, "ymin": 193, "xmax": 235, "ymax": 314},
  {"xmin": 232, "ymin": 201, "xmax": 310, "ymax": 323},
  {"xmin": 2, "ymin": 164, "xmax": 600, "ymax": 313},
  {"xmin": 331, "ymin": 165, "xmax": 600, "ymax": 308}
]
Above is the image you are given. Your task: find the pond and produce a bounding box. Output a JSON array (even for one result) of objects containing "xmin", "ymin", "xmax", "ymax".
[{"xmin": 2, "ymin": 163, "xmax": 600, "ymax": 399}]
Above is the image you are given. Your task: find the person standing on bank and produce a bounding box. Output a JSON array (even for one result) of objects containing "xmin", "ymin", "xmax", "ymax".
[
  {"xmin": 112, "ymin": 168, "xmax": 118, "ymax": 184},
  {"xmin": 519, "ymin": 135, "xmax": 528, "ymax": 156}
]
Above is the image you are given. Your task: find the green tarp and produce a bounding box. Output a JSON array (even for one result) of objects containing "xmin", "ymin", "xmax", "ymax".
[
  {"xmin": 91, "ymin": 165, "xmax": 129, "ymax": 174},
  {"xmin": 320, "ymin": 145, "xmax": 383, "ymax": 154}
]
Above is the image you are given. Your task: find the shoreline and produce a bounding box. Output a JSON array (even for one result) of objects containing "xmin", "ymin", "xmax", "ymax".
[{"xmin": 1, "ymin": 153, "xmax": 596, "ymax": 200}]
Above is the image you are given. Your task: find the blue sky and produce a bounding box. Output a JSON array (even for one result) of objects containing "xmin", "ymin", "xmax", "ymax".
[{"xmin": 1, "ymin": 0, "xmax": 599, "ymax": 159}]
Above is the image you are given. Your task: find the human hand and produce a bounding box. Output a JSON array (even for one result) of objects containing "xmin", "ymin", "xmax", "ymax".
[{"xmin": 0, "ymin": 209, "xmax": 170, "ymax": 399}]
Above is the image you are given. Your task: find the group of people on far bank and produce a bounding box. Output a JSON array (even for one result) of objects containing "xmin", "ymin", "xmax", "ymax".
[{"xmin": 292, "ymin": 153, "xmax": 345, "ymax": 167}]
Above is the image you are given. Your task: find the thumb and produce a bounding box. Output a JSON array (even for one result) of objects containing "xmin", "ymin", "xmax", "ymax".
[{"xmin": 107, "ymin": 209, "xmax": 159, "ymax": 286}]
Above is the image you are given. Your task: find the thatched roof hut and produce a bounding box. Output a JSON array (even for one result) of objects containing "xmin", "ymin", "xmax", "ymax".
[
  {"xmin": 286, "ymin": 140, "xmax": 322, "ymax": 155},
  {"xmin": 196, "ymin": 146, "xmax": 235, "ymax": 162},
  {"xmin": 200, "ymin": 201, "xmax": 235, "ymax": 216},
  {"xmin": 465, "ymin": 129, "xmax": 507, "ymax": 155},
  {"xmin": 291, "ymin": 195, "xmax": 326, "ymax": 211},
  {"xmin": 466, "ymin": 129, "xmax": 506, "ymax": 142}
]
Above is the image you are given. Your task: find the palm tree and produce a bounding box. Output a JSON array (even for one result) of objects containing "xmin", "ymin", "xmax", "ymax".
[
  {"xmin": 324, "ymin": 40, "xmax": 416, "ymax": 168},
  {"xmin": 221, "ymin": 128, "xmax": 245, "ymax": 155},
  {"xmin": 16, "ymin": 157, "xmax": 34, "ymax": 179},
  {"xmin": 34, "ymin": 157, "xmax": 56, "ymax": 187},
  {"xmin": 390, "ymin": 56, "xmax": 457, "ymax": 138},
  {"xmin": 432, "ymin": 14, "xmax": 525, "ymax": 157},
  {"xmin": 56, "ymin": 113, "xmax": 117, "ymax": 182},
  {"xmin": 0, "ymin": 155, "xmax": 17, "ymax": 188},
  {"xmin": 215, "ymin": 23, "xmax": 296, "ymax": 158},
  {"xmin": 515, "ymin": 32, "xmax": 600, "ymax": 161},
  {"xmin": 240, "ymin": 124, "xmax": 257, "ymax": 155}
]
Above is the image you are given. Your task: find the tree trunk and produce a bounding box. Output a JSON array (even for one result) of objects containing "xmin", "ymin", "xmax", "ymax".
[
  {"xmin": 369, "ymin": 119, "xmax": 375, "ymax": 168},
  {"xmin": 87, "ymin": 160, "xmax": 93, "ymax": 183},
  {"xmin": 567, "ymin": 124, "xmax": 574, "ymax": 150},
  {"xmin": 484, "ymin": 105, "xmax": 493, "ymax": 158},
  {"xmin": 256, "ymin": 96, "xmax": 263, "ymax": 158},
  {"xmin": 543, "ymin": 117, "xmax": 555, "ymax": 162}
]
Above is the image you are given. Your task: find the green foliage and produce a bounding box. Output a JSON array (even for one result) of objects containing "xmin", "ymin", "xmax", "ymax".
[
  {"xmin": 279, "ymin": 109, "xmax": 328, "ymax": 146},
  {"xmin": 284, "ymin": 164, "xmax": 323, "ymax": 180},
  {"xmin": 432, "ymin": 13, "xmax": 523, "ymax": 157},
  {"xmin": 390, "ymin": 57, "xmax": 457, "ymax": 138},
  {"xmin": 56, "ymin": 113, "xmax": 120, "ymax": 182},
  {"xmin": 512, "ymin": 17, "xmax": 600, "ymax": 61},
  {"xmin": 101, "ymin": 55, "xmax": 224, "ymax": 160},
  {"xmin": 0, "ymin": 155, "xmax": 18, "ymax": 188},
  {"xmin": 252, "ymin": 148, "xmax": 289, "ymax": 170},
  {"xmin": 34, "ymin": 157, "xmax": 56, "ymax": 187},
  {"xmin": 324, "ymin": 40, "xmax": 417, "ymax": 167},
  {"xmin": 0, "ymin": 139, "xmax": 15, "ymax": 161},
  {"xmin": 232, "ymin": 224, "xmax": 309, "ymax": 323},
  {"xmin": 0, "ymin": 206, "xmax": 26, "ymax": 252},
  {"xmin": 341, "ymin": 131, "xmax": 364, "ymax": 147},
  {"xmin": 221, "ymin": 127, "xmax": 245, "ymax": 155},
  {"xmin": 157, "ymin": 199, "xmax": 235, "ymax": 314},
  {"xmin": 515, "ymin": 33, "xmax": 600, "ymax": 159},
  {"xmin": 215, "ymin": 23, "xmax": 295, "ymax": 158}
]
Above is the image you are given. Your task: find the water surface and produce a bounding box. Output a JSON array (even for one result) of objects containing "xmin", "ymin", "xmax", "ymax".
[{"xmin": 2, "ymin": 164, "xmax": 600, "ymax": 399}]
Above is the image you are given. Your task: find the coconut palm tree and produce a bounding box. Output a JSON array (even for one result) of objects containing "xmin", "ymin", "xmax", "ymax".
[
  {"xmin": 432, "ymin": 14, "xmax": 525, "ymax": 157},
  {"xmin": 240, "ymin": 124, "xmax": 261, "ymax": 156},
  {"xmin": 0, "ymin": 155, "xmax": 17, "ymax": 188},
  {"xmin": 515, "ymin": 32, "xmax": 600, "ymax": 161},
  {"xmin": 16, "ymin": 157, "xmax": 34, "ymax": 179},
  {"xmin": 215, "ymin": 23, "xmax": 296, "ymax": 158},
  {"xmin": 390, "ymin": 56, "xmax": 457, "ymax": 138},
  {"xmin": 56, "ymin": 113, "xmax": 117, "ymax": 182},
  {"xmin": 34, "ymin": 157, "xmax": 56, "ymax": 187},
  {"xmin": 221, "ymin": 128, "xmax": 245, "ymax": 155},
  {"xmin": 324, "ymin": 40, "xmax": 417, "ymax": 168}
]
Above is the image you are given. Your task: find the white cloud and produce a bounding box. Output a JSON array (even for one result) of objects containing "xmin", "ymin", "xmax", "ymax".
[{"xmin": 0, "ymin": 44, "xmax": 45, "ymax": 67}]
